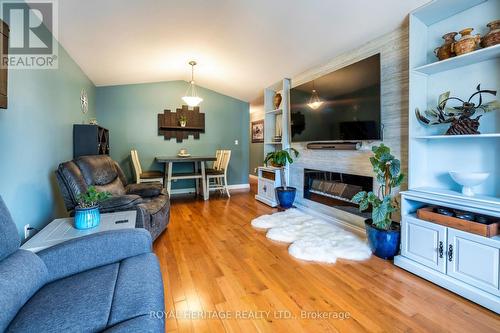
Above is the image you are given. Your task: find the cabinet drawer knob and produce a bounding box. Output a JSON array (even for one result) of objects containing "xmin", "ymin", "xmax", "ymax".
[
  {"xmin": 448, "ymin": 244, "xmax": 453, "ymax": 262},
  {"xmin": 438, "ymin": 241, "xmax": 444, "ymax": 258},
  {"xmin": 263, "ymin": 185, "xmax": 267, "ymax": 192}
]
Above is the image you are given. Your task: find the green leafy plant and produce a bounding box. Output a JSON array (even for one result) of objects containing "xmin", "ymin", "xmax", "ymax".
[
  {"xmin": 352, "ymin": 144, "xmax": 405, "ymax": 230},
  {"xmin": 264, "ymin": 148, "xmax": 299, "ymax": 189},
  {"xmin": 76, "ymin": 186, "xmax": 111, "ymax": 208},
  {"xmin": 179, "ymin": 115, "xmax": 187, "ymax": 123}
]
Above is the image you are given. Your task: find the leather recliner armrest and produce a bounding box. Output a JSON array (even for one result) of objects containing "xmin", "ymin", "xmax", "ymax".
[
  {"xmin": 126, "ymin": 183, "xmax": 163, "ymax": 198},
  {"xmin": 98, "ymin": 195, "xmax": 142, "ymax": 213}
]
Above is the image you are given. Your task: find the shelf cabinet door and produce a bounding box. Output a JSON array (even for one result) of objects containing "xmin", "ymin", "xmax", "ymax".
[
  {"xmin": 401, "ymin": 216, "xmax": 447, "ymax": 273},
  {"xmin": 447, "ymin": 229, "xmax": 499, "ymax": 296},
  {"xmin": 258, "ymin": 179, "xmax": 276, "ymax": 202}
]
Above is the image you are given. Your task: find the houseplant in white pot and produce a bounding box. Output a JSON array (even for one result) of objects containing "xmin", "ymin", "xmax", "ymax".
[
  {"xmin": 264, "ymin": 148, "xmax": 299, "ymax": 209},
  {"xmin": 179, "ymin": 115, "xmax": 187, "ymax": 127},
  {"xmin": 352, "ymin": 144, "xmax": 405, "ymax": 259},
  {"xmin": 75, "ymin": 186, "xmax": 111, "ymax": 230}
]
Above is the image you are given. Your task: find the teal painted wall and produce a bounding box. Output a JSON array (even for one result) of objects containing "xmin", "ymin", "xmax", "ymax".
[
  {"xmin": 0, "ymin": 47, "xmax": 96, "ymax": 238},
  {"xmin": 96, "ymin": 81, "xmax": 249, "ymax": 189}
]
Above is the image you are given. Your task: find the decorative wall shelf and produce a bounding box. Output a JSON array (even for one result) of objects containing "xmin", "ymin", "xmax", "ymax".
[
  {"xmin": 157, "ymin": 105, "xmax": 205, "ymax": 143},
  {"xmin": 414, "ymin": 133, "xmax": 500, "ymax": 139},
  {"xmin": 413, "ymin": 44, "xmax": 500, "ymax": 75},
  {"xmin": 159, "ymin": 126, "xmax": 204, "ymax": 131}
]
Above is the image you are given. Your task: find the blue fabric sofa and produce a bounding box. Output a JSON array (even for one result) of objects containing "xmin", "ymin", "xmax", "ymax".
[{"xmin": 0, "ymin": 196, "xmax": 165, "ymax": 332}]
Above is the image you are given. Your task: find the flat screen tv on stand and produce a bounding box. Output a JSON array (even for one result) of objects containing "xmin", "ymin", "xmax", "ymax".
[{"xmin": 290, "ymin": 54, "xmax": 382, "ymax": 145}]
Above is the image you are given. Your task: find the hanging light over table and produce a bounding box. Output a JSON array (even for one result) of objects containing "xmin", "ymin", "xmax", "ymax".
[
  {"xmin": 307, "ymin": 81, "xmax": 323, "ymax": 110},
  {"xmin": 182, "ymin": 61, "xmax": 203, "ymax": 107}
]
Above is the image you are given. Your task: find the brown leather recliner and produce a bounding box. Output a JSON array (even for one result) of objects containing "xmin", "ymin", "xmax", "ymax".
[{"xmin": 55, "ymin": 155, "xmax": 169, "ymax": 241}]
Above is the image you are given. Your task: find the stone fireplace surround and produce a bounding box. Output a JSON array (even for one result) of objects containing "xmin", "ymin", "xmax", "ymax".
[{"xmin": 289, "ymin": 145, "xmax": 379, "ymax": 233}]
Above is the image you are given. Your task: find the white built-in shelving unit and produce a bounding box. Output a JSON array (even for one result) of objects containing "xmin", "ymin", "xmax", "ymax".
[
  {"xmin": 408, "ymin": 0, "xmax": 499, "ymax": 200},
  {"xmin": 395, "ymin": 0, "xmax": 500, "ymax": 314},
  {"xmin": 255, "ymin": 79, "xmax": 292, "ymax": 206}
]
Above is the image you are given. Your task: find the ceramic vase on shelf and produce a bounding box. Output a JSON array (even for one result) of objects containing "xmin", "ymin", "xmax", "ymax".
[
  {"xmin": 481, "ymin": 19, "xmax": 500, "ymax": 48},
  {"xmin": 452, "ymin": 28, "xmax": 480, "ymax": 56},
  {"xmin": 434, "ymin": 32, "xmax": 457, "ymax": 60},
  {"xmin": 273, "ymin": 93, "xmax": 282, "ymax": 110}
]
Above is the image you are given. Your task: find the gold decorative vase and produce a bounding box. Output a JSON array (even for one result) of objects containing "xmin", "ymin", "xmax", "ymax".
[
  {"xmin": 434, "ymin": 32, "xmax": 457, "ymax": 60},
  {"xmin": 273, "ymin": 93, "xmax": 282, "ymax": 110},
  {"xmin": 481, "ymin": 20, "xmax": 500, "ymax": 48},
  {"xmin": 452, "ymin": 28, "xmax": 480, "ymax": 56}
]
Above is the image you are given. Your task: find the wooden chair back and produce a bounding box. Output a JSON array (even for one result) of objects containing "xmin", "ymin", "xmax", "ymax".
[
  {"xmin": 220, "ymin": 150, "xmax": 231, "ymax": 174},
  {"xmin": 214, "ymin": 149, "xmax": 223, "ymax": 170},
  {"xmin": 130, "ymin": 149, "xmax": 142, "ymax": 183}
]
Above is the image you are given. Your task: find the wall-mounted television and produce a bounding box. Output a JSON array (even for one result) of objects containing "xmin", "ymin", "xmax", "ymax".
[{"xmin": 290, "ymin": 54, "xmax": 381, "ymax": 142}]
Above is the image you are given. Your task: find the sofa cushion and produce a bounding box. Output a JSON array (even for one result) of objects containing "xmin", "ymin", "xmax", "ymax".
[
  {"xmin": 0, "ymin": 196, "xmax": 20, "ymax": 261},
  {"xmin": 0, "ymin": 250, "xmax": 48, "ymax": 332},
  {"xmin": 126, "ymin": 183, "xmax": 163, "ymax": 198},
  {"xmin": 108, "ymin": 253, "xmax": 164, "ymax": 326},
  {"xmin": 75, "ymin": 155, "xmax": 120, "ymax": 186},
  {"xmin": 7, "ymin": 253, "xmax": 164, "ymax": 333},
  {"xmin": 7, "ymin": 263, "xmax": 119, "ymax": 333}
]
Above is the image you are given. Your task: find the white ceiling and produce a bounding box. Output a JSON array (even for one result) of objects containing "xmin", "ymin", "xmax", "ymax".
[{"xmin": 58, "ymin": 0, "xmax": 429, "ymax": 102}]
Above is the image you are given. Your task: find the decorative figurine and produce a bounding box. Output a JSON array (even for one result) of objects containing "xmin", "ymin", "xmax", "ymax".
[
  {"xmin": 434, "ymin": 32, "xmax": 457, "ymax": 60},
  {"xmin": 452, "ymin": 28, "xmax": 480, "ymax": 55},
  {"xmin": 415, "ymin": 84, "xmax": 500, "ymax": 135}
]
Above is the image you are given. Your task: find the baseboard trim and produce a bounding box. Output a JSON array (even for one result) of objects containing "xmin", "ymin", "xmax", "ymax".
[
  {"xmin": 170, "ymin": 183, "xmax": 250, "ymax": 195},
  {"xmin": 228, "ymin": 183, "xmax": 250, "ymax": 190}
]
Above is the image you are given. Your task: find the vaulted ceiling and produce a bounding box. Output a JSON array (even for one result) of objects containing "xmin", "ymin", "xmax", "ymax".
[{"xmin": 58, "ymin": 0, "xmax": 429, "ymax": 102}]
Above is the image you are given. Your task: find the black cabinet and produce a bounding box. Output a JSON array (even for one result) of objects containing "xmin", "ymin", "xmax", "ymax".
[{"xmin": 73, "ymin": 125, "xmax": 109, "ymax": 158}]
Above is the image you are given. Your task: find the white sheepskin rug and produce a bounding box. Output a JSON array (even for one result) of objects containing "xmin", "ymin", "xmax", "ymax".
[{"xmin": 251, "ymin": 209, "xmax": 371, "ymax": 264}]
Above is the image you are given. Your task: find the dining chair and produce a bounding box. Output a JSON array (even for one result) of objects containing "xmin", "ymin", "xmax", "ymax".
[
  {"xmin": 206, "ymin": 149, "xmax": 223, "ymax": 173},
  {"xmin": 131, "ymin": 149, "xmax": 164, "ymax": 185},
  {"xmin": 206, "ymin": 150, "xmax": 231, "ymax": 198}
]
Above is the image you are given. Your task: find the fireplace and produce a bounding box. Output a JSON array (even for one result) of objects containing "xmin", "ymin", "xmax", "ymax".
[{"xmin": 303, "ymin": 169, "xmax": 373, "ymax": 217}]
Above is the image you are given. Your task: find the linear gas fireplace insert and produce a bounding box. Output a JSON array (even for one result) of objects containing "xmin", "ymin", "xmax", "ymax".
[{"xmin": 303, "ymin": 169, "xmax": 373, "ymax": 217}]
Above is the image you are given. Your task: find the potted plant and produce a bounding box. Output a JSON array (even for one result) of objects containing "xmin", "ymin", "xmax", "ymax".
[
  {"xmin": 75, "ymin": 186, "xmax": 111, "ymax": 230},
  {"xmin": 352, "ymin": 144, "xmax": 405, "ymax": 259},
  {"xmin": 264, "ymin": 148, "xmax": 299, "ymax": 209},
  {"xmin": 179, "ymin": 115, "xmax": 187, "ymax": 127}
]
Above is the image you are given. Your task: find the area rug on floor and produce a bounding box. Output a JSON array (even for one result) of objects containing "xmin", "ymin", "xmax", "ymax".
[{"xmin": 251, "ymin": 209, "xmax": 371, "ymax": 263}]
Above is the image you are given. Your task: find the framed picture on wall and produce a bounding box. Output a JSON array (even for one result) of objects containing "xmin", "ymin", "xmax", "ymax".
[{"xmin": 251, "ymin": 120, "xmax": 264, "ymax": 143}]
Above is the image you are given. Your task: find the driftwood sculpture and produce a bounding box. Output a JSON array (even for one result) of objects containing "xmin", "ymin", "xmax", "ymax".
[{"xmin": 415, "ymin": 84, "xmax": 500, "ymax": 135}]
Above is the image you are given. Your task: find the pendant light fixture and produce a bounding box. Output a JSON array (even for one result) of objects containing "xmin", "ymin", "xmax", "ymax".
[
  {"xmin": 182, "ymin": 61, "xmax": 203, "ymax": 107},
  {"xmin": 307, "ymin": 81, "xmax": 323, "ymax": 110}
]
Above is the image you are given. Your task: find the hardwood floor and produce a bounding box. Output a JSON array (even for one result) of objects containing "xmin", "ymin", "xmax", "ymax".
[{"xmin": 153, "ymin": 186, "xmax": 499, "ymax": 333}]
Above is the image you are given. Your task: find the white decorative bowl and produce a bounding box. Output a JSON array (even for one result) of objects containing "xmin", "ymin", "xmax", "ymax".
[{"xmin": 449, "ymin": 171, "xmax": 490, "ymax": 197}]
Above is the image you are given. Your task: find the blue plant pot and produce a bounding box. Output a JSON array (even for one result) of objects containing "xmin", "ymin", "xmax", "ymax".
[
  {"xmin": 74, "ymin": 206, "xmax": 101, "ymax": 230},
  {"xmin": 276, "ymin": 187, "xmax": 296, "ymax": 209},
  {"xmin": 365, "ymin": 219, "xmax": 400, "ymax": 260}
]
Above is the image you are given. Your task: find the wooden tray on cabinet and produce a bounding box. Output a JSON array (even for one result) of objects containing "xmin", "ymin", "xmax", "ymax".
[{"xmin": 417, "ymin": 207, "xmax": 499, "ymax": 237}]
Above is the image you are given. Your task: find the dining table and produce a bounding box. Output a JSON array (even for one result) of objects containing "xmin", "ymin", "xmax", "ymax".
[{"xmin": 155, "ymin": 155, "xmax": 216, "ymax": 200}]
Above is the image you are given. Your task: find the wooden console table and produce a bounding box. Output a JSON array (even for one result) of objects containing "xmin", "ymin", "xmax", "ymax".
[{"xmin": 155, "ymin": 156, "xmax": 216, "ymax": 200}]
